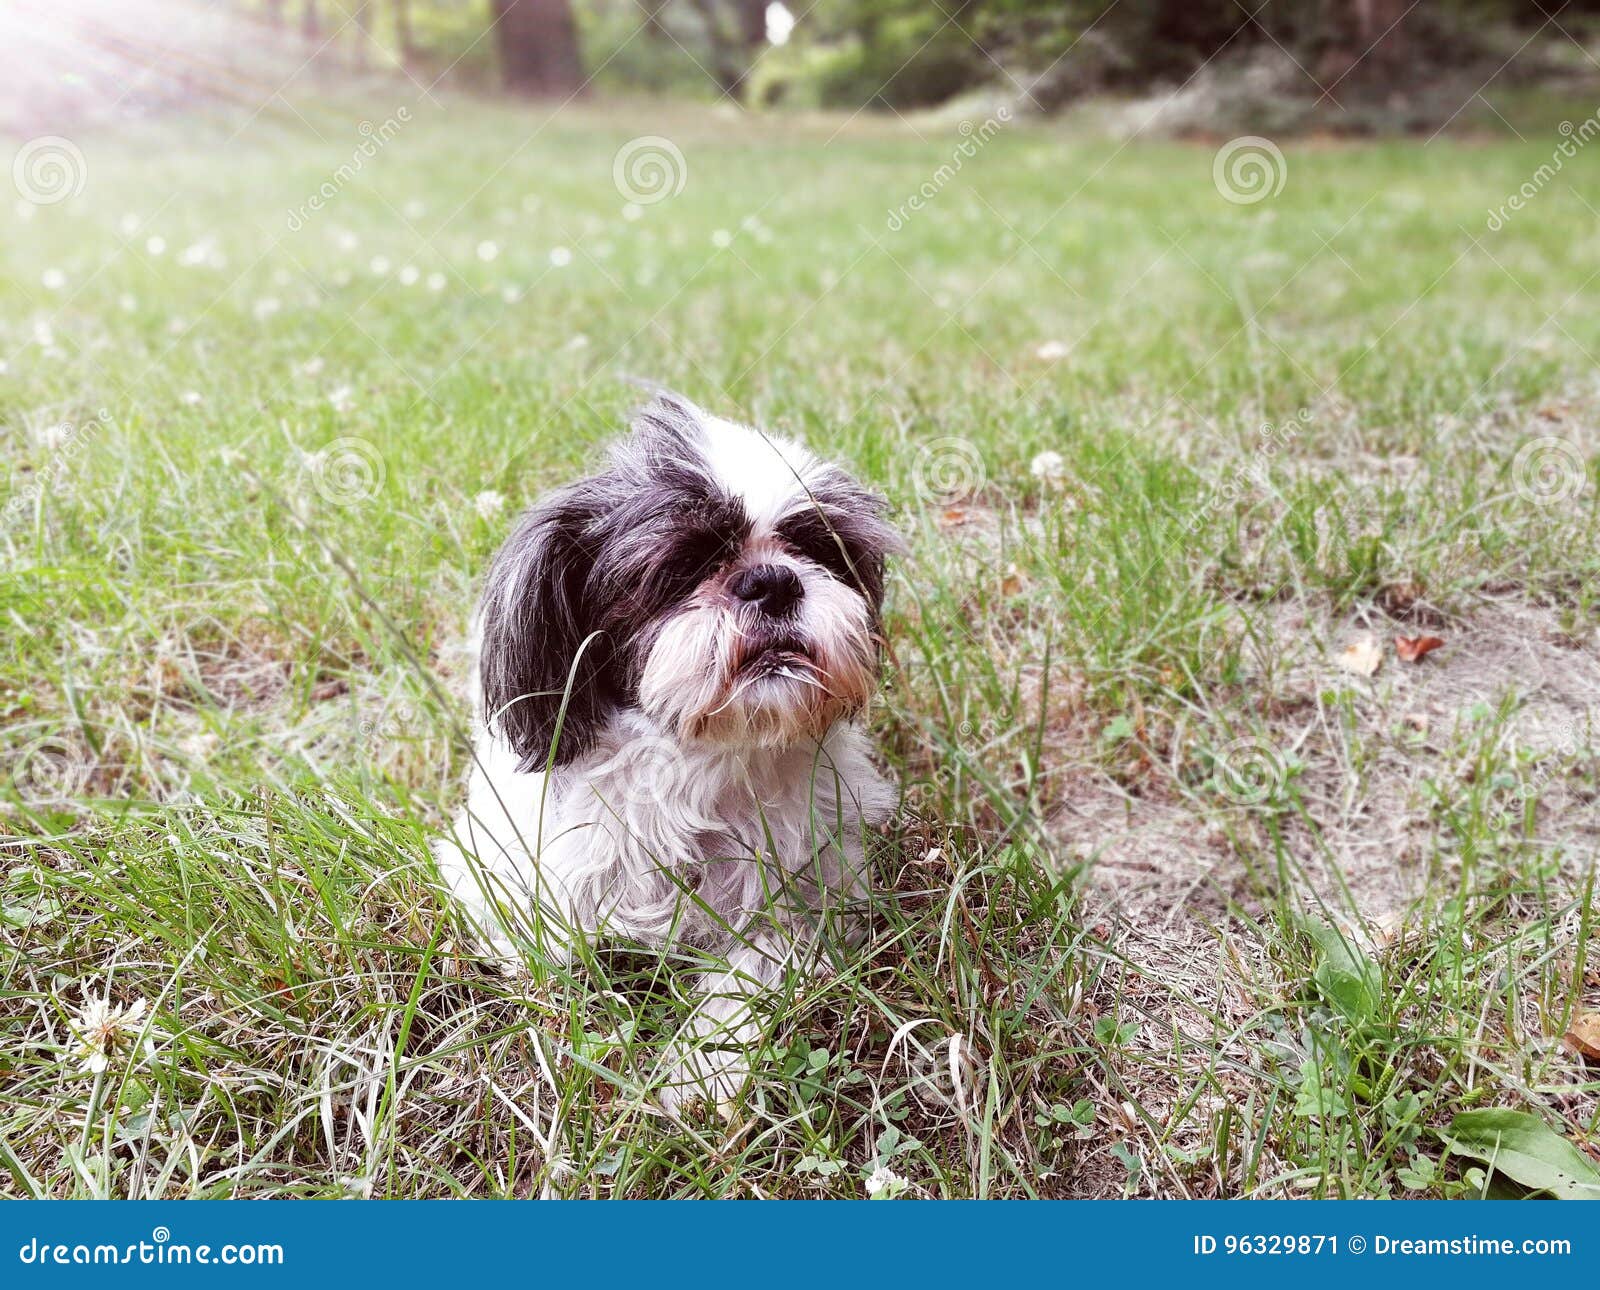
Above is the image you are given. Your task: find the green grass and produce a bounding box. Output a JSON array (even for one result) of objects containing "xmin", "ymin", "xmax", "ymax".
[{"xmin": 3, "ymin": 90, "xmax": 1599, "ymax": 1198}]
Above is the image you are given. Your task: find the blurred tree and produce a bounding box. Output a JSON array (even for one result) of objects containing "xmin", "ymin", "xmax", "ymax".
[
  {"xmin": 684, "ymin": 0, "xmax": 767, "ymax": 96},
  {"xmin": 352, "ymin": 0, "xmax": 374, "ymax": 67},
  {"xmin": 636, "ymin": 0, "xmax": 670, "ymax": 39},
  {"xmin": 394, "ymin": 0, "xmax": 418, "ymax": 68},
  {"xmin": 226, "ymin": 0, "xmax": 1567, "ymax": 117},
  {"xmin": 493, "ymin": 0, "xmax": 586, "ymax": 94},
  {"xmin": 1317, "ymin": 0, "xmax": 1413, "ymax": 84}
]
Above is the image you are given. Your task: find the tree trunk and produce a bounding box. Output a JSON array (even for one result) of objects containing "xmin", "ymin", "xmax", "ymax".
[
  {"xmin": 394, "ymin": 0, "xmax": 418, "ymax": 69},
  {"xmin": 493, "ymin": 0, "xmax": 586, "ymax": 97},
  {"xmin": 686, "ymin": 0, "xmax": 767, "ymax": 99},
  {"xmin": 636, "ymin": 0, "xmax": 670, "ymax": 41},
  {"xmin": 352, "ymin": 1, "xmax": 372, "ymax": 69},
  {"xmin": 1318, "ymin": 0, "xmax": 1412, "ymax": 88},
  {"xmin": 734, "ymin": 0, "xmax": 765, "ymax": 52}
]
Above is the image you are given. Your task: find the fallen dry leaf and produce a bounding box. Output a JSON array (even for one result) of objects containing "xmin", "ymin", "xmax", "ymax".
[
  {"xmin": 1338, "ymin": 635, "xmax": 1383, "ymax": 677},
  {"xmin": 939, "ymin": 506, "xmax": 969, "ymax": 529},
  {"xmin": 1563, "ymin": 1013, "xmax": 1600, "ymax": 1062},
  {"xmin": 1395, "ymin": 634, "xmax": 1446, "ymax": 663}
]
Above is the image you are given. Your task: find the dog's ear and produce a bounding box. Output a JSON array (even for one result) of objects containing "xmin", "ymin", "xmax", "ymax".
[{"xmin": 478, "ymin": 479, "xmax": 615, "ymax": 769}]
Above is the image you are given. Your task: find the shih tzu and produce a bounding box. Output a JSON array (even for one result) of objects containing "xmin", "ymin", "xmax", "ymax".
[{"xmin": 434, "ymin": 392, "xmax": 899, "ymax": 1109}]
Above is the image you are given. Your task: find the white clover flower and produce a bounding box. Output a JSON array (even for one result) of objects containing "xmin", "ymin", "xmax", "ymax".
[
  {"xmin": 398, "ymin": 265, "xmax": 420, "ymax": 286},
  {"xmin": 1034, "ymin": 339, "xmax": 1070, "ymax": 361},
  {"xmin": 327, "ymin": 385, "xmax": 355, "ymax": 413},
  {"xmin": 1030, "ymin": 450, "xmax": 1067, "ymax": 484},
  {"xmin": 426, "ymin": 272, "xmax": 446, "ymax": 291},
  {"xmin": 252, "ymin": 296, "xmax": 281, "ymax": 320},
  {"xmin": 369, "ymin": 255, "xmax": 391, "ymax": 276},
  {"xmin": 300, "ymin": 356, "xmax": 325, "ymax": 377},
  {"xmin": 710, "ymin": 229, "xmax": 732, "ymax": 249},
  {"xmin": 549, "ymin": 246, "xmax": 572, "ymax": 267},
  {"xmin": 474, "ymin": 490, "xmax": 507, "ymax": 521},
  {"xmin": 145, "ymin": 235, "xmax": 166, "ymax": 256},
  {"xmin": 865, "ymin": 1165, "xmax": 906, "ymax": 1197},
  {"xmin": 476, "ymin": 240, "xmax": 499, "ymax": 262},
  {"xmin": 66, "ymin": 994, "xmax": 150, "ymax": 1075},
  {"xmin": 41, "ymin": 268, "xmax": 66, "ymax": 291},
  {"xmin": 180, "ymin": 391, "xmax": 203, "ymax": 407}
]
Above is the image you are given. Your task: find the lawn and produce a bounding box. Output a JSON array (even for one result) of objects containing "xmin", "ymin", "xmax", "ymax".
[{"xmin": 2, "ymin": 89, "xmax": 1598, "ymax": 1198}]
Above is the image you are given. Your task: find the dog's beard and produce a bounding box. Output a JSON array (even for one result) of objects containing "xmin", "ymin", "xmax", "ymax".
[{"xmin": 638, "ymin": 579, "xmax": 877, "ymax": 748}]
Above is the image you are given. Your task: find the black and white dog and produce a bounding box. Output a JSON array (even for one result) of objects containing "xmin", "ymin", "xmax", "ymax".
[{"xmin": 435, "ymin": 392, "xmax": 899, "ymax": 1108}]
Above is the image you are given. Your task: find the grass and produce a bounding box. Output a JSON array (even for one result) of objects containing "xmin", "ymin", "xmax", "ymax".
[{"xmin": 2, "ymin": 86, "xmax": 1599, "ymax": 1198}]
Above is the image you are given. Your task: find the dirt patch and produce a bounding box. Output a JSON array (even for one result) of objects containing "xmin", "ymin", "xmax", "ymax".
[{"xmin": 1044, "ymin": 598, "xmax": 1600, "ymax": 1195}]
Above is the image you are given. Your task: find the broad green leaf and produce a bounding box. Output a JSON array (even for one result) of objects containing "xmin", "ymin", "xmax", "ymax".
[
  {"xmin": 1441, "ymin": 1109, "xmax": 1600, "ymax": 1200},
  {"xmin": 1303, "ymin": 921, "xmax": 1381, "ymax": 1025}
]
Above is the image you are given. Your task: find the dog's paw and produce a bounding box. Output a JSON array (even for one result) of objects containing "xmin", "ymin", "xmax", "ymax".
[{"xmin": 655, "ymin": 1047, "xmax": 747, "ymax": 1120}]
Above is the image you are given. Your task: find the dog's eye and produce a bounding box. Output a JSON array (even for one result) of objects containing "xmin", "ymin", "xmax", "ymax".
[
  {"xmin": 650, "ymin": 526, "xmax": 737, "ymax": 601},
  {"xmin": 776, "ymin": 511, "xmax": 856, "ymax": 583}
]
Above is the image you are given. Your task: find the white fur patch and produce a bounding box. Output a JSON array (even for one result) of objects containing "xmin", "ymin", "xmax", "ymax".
[{"xmin": 696, "ymin": 413, "xmax": 825, "ymax": 532}]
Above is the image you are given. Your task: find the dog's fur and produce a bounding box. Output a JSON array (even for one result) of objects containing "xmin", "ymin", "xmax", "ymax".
[{"xmin": 434, "ymin": 393, "xmax": 899, "ymax": 1107}]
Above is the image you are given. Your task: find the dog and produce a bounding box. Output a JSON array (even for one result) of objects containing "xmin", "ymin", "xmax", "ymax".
[{"xmin": 434, "ymin": 392, "xmax": 899, "ymax": 1109}]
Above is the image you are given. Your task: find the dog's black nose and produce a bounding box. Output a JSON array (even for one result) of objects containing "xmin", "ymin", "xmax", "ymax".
[{"xmin": 729, "ymin": 563, "xmax": 804, "ymax": 616}]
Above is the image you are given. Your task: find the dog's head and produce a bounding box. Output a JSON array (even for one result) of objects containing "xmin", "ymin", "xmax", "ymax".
[{"xmin": 479, "ymin": 393, "xmax": 899, "ymax": 768}]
